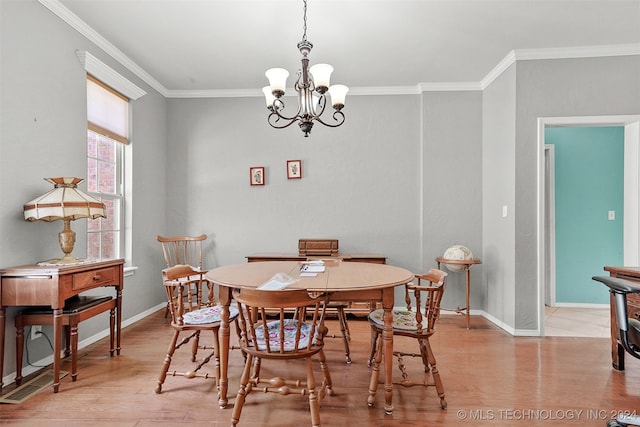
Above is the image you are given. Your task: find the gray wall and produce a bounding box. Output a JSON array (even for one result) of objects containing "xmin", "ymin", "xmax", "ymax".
[
  {"xmin": 422, "ymin": 91, "xmax": 483, "ymax": 310},
  {"xmin": 165, "ymin": 94, "xmax": 424, "ymax": 279},
  {"xmin": 482, "ymin": 65, "xmax": 517, "ymax": 328},
  {"xmin": 1, "ymin": 0, "xmax": 168, "ymax": 379}
]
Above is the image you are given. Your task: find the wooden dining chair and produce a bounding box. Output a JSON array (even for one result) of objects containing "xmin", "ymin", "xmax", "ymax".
[
  {"xmin": 155, "ymin": 264, "xmax": 239, "ymax": 394},
  {"xmin": 156, "ymin": 234, "xmax": 214, "ymax": 315},
  {"xmin": 367, "ymin": 268, "xmax": 448, "ymax": 413},
  {"xmin": 231, "ymin": 287, "xmax": 334, "ymax": 427}
]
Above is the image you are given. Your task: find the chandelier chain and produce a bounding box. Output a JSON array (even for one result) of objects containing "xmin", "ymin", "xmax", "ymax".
[{"xmin": 302, "ymin": 0, "xmax": 308, "ymax": 42}]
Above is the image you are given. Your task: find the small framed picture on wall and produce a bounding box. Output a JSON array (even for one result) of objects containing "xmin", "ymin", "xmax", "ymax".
[
  {"xmin": 250, "ymin": 166, "xmax": 265, "ymax": 186},
  {"xmin": 287, "ymin": 160, "xmax": 302, "ymax": 179}
]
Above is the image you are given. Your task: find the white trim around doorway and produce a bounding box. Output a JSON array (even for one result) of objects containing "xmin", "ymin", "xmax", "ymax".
[{"xmin": 537, "ymin": 115, "xmax": 640, "ymax": 336}]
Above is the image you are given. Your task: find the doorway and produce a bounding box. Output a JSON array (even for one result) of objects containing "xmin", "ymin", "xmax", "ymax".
[{"xmin": 537, "ymin": 115, "xmax": 640, "ymax": 336}]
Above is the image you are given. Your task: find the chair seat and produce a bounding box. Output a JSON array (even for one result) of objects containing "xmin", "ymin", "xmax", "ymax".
[
  {"xmin": 182, "ymin": 304, "xmax": 239, "ymax": 325},
  {"xmin": 255, "ymin": 319, "xmax": 314, "ymax": 351},
  {"xmin": 20, "ymin": 296, "xmax": 114, "ymax": 316},
  {"xmin": 369, "ymin": 308, "xmax": 428, "ymax": 331}
]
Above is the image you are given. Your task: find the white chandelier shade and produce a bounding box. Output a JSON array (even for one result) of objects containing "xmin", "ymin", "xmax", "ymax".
[{"xmin": 263, "ymin": 0, "xmax": 348, "ymax": 137}]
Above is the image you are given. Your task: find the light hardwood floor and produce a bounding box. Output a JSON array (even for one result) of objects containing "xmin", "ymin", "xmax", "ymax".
[
  {"xmin": 545, "ymin": 306, "xmax": 610, "ymax": 337},
  {"xmin": 1, "ymin": 310, "xmax": 639, "ymax": 426}
]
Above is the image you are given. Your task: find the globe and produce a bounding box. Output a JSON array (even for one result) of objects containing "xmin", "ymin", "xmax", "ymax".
[{"xmin": 442, "ymin": 245, "xmax": 474, "ymax": 272}]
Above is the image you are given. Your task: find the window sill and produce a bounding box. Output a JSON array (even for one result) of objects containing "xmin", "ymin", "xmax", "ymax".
[{"xmin": 124, "ymin": 266, "xmax": 138, "ymax": 277}]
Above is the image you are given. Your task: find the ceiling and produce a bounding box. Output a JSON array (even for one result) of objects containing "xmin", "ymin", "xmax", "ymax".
[{"xmin": 50, "ymin": 0, "xmax": 640, "ymax": 97}]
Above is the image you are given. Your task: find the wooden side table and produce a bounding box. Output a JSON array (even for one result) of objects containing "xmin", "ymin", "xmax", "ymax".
[
  {"xmin": 0, "ymin": 259, "xmax": 124, "ymax": 393},
  {"xmin": 436, "ymin": 257, "xmax": 482, "ymax": 329}
]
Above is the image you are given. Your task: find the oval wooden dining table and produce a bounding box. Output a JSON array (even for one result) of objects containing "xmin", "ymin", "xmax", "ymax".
[{"xmin": 206, "ymin": 260, "xmax": 414, "ymax": 415}]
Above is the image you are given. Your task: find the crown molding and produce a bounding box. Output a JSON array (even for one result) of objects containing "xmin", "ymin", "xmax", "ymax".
[
  {"xmin": 480, "ymin": 50, "xmax": 517, "ymax": 90},
  {"xmin": 165, "ymin": 88, "xmax": 261, "ymax": 99},
  {"xmin": 39, "ymin": 0, "xmax": 640, "ymax": 99},
  {"xmin": 164, "ymin": 86, "xmax": 425, "ymax": 98},
  {"xmin": 419, "ymin": 82, "xmax": 483, "ymax": 92},
  {"xmin": 76, "ymin": 51, "xmax": 146, "ymax": 100},
  {"xmin": 348, "ymin": 86, "xmax": 422, "ymax": 96},
  {"xmin": 515, "ymin": 43, "xmax": 640, "ymax": 61},
  {"xmin": 38, "ymin": 0, "xmax": 168, "ymax": 97},
  {"xmin": 481, "ymin": 43, "xmax": 640, "ymax": 89}
]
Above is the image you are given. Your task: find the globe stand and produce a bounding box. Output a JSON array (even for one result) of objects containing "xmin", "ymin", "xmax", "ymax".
[{"xmin": 436, "ymin": 256, "xmax": 482, "ymax": 329}]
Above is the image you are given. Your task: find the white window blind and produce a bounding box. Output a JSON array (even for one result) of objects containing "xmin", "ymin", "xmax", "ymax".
[{"xmin": 87, "ymin": 75, "xmax": 129, "ymax": 144}]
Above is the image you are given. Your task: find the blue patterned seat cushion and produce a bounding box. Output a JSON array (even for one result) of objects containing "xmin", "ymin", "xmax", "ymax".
[
  {"xmin": 254, "ymin": 319, "xmax": 313, "ymax": 352},
  {"xmin": 369, "ymin": 308, "xmax": 428, "ymax": 331},
  {"xmin": 182, "ymin": 304, "xmax": 239, "ymax": 325}
]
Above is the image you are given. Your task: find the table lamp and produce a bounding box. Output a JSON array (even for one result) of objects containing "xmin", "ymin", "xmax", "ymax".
[{"xmin": 23, "ymin": 177, "xmax": 106, "ymax": 264}]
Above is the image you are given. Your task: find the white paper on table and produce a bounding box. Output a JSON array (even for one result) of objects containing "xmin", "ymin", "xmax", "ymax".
[
  {"xmin": 258, "ymin": 279, "xmax": 291, "ymax": 290},
  {"xmin": 258, "ymin": 272, "xmax": 299, "ymax": 290},
  {"xmin": 302, "ymin": 266, "xmax": 324, "ymax": 273}
]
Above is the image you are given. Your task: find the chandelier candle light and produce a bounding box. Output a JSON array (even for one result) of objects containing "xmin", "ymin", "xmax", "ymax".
[
  {"xmin": 23, "ymin": 177, "xmax": 106, "ymax": 264},
  {"xmin": 263, "ymin": 0, "xmax": 348, "ymax": 137}
]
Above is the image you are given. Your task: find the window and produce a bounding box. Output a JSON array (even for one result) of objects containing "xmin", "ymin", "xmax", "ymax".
[
  {"xmin": 77, "ymin": 50, "xmax": 145, "ymax": 266},
  {"xmin": 86, "ymin": 75, "xmax": 128, "ymax": 260}
]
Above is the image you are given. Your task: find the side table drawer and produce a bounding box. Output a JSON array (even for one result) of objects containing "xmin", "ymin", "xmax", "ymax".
[{"xmin": 73, "ymin": 266, "xmax": 117, "ymax": 290}]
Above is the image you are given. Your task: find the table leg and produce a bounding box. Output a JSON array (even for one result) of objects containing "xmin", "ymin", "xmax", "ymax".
[
  {"xmin": 382, "ymin": 288, "xmax": 394, "ymax": 415},
  {"xmin": 0, "ymin": 306, "xmax": 5, "ymax": 393},
  {"xmin": 218, "ymin": 287, "xmax": 232, "ymax": 408},
  {"xmin": 609, "ymin": 291, "xmax": 624, "ymax": 370},
  {"xmin": 52, "ymin": 308, "xmax": 62, "ymax": 393}
]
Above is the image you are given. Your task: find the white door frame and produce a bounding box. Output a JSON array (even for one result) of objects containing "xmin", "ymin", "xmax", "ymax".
[
  {"xmin": 537, "ymin": 115, "xmax": 640, "ymax": 335},
  {"xmin": 544, "ymin": 144, "xmax": 556, "ymax": 307}
]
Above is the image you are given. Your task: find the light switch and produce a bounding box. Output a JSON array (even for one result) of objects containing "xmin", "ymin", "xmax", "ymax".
[
  {"xmin": 608, "ymin": 210, "xmax": 615, "ymax": 220},
  {"xmin": 502, "ymin": 205, "xmax": 508, "ymax": 218}
]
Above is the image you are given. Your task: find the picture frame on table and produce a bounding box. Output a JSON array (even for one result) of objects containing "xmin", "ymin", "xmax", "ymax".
[
  {"xmin": 287, "ymin": 160, "xmax": 302, "ymax": 179},
  {"xmin": 250, "ymin": 167, "xmax": 265, "ymax": 186}
]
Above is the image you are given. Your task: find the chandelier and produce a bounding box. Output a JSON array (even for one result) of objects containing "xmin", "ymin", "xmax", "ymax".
[{"xmin": 262, "ymin": 0, "xmax": 348, "ymax": 137}]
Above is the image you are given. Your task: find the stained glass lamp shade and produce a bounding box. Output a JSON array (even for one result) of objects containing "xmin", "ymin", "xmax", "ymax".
[{"xmin": 23, "ymin": 177, "xmax": 106, "ymax": 264}]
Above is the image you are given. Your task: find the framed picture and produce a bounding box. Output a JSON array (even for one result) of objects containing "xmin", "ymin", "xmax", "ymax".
[
  {"xmin": 250, "ymin": 166, "xmax": 265, "ymax": 186},
  {"xmin": 287, "ymin": 160, "xmax": 302, "ymax": 179}
]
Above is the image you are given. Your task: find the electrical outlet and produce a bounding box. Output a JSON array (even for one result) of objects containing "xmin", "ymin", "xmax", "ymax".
[{"xmin": 31, "ymin": 325, "xmax": 42, "ymax": 340}]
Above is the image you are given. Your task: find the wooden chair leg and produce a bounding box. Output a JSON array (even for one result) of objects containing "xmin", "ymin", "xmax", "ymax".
[
  {"xmin": 64, "ymin": 325, "xmax": 72, "ymax": 358},
  {"xmin": 368, "ymin": 328, "xmax": 380, "ymax": 368},
  {"xmin": 424, "ymin": 339, "xmax": 447, "ymax": 409},
  {"xmin": 306, "ymin": 357, "xmax": 321, "ymax": 427},
  {"xmin": 367, "ymin": 332, "xmax": 384, "ymax": 407},
  {"xmin": 231, "ymin": 353, "xmax": 254, "ymax": 426},
  {"xmin": 70, "ymin": 322, "xmax": 79, "ymax": 381},
  {"xmin": 336, "ymin": 307, "xmax": 351, "ymax": 364},
  {"xmin": 15, "ymin": 322, "xmax": 25, "ymax": 386},
  {"xmin": 317, "ymin": 349, "xmax": 334, "ymax": 398},
  {"xmin": 109, "ymin": 307, "xmax": 116, "ymax": 356},
  {"xmin": 156, "ymin": 330, "xmax": 180, "ymax": 394},
  {"xmin": 211, "ymin": 328, "xmax": 221, "ymax": 389},
  {"xmin": 191, "ymin": 330, "xmax": 200, "ymax": 362},
  {"xmin": 418, "ymin": 338, "xmax": 430, "ymax": 373}
]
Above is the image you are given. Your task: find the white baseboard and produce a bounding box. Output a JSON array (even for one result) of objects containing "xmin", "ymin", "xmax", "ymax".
[{"xmin": 548, "ymin": 302, "xmax": 609, "ymax": 309}]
